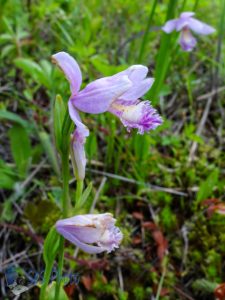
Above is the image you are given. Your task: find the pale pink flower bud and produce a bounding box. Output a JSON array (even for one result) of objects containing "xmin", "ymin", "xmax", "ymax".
[{"xmin": 56, "ymin": 213, "xmax": 123, "ymax": 254}]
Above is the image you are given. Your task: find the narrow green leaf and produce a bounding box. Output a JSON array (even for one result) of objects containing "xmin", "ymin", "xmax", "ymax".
[
  {"xmin": 14, "ymin": 58, "xmax": 43, "ymax": 77},
  {"xmin": 1, "ymin": 201, "xmax": 13, "ymax": 222},
  {"xmin": 14, "ymin": 58, "xmax": 51, "ymax": 88},
  {"xmin": 1, "ymin": 44, "xmax": 15, "ymax": 58},
  {"xmin": 138, "ymin": 0, "xmax": 158, "ymax": 62},
  {"xmin": 192, "ymin": 279, "xmax": 217, "ymax": 294},
  {"xmin": 8, "ymin": 124, "xmax": 31, "ymax": 178},
  {"xmin": 76, "ymin": 182, "xmax": 93, "ymax": 209},
  {"xmin": 0, "ymin": 33, "xmax": 12, "ymax": 43},
  {"xmin": 43, "ymin": 227, "xmax": 60, "ymax": 264},
  {"xmin": 54, "ymin": 95, "xmax": 66, "ymax": 152},
  {"xmin": 0, "ymin": 110, "xmax": 29, "ymax": 128},
  {"xmin": 45, "ymin": 281, "xmax": 68, "ymax": 300},
  {"xmin": 147, "ymin": 0, "xmax": 178, "ymax": 103},
  {"xmin": 197, "ymin": 169, "xmax": 219, "ymax": 203},
  {"xmin": 40, "ymin": 227, "xmax": 61, "ymax": 300},
  {"xmin": 61, "ymin": 108, "xmax": 73, "ymax": 154},
  {"xmin": 0, "ymin": 160, "xmax": 16, "ymax": 189},
  {"xmin": 39, "ymin": 131, "xmax": 60, "ymax": 176}
]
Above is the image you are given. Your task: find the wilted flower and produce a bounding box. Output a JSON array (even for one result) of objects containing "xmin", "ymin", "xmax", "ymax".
[
  {"xmin": 52, "ymin": 51, "xmax": 162, "ymax": 135},
  {"xmin": 162, "ymin": 12, "xmax": 215, "ymax": 51},
  {"xmin": 55, "ymin": 213, "xmax": 123, "ymax": 254}
]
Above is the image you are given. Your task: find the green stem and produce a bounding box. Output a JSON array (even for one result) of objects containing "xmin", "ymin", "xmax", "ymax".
[
  {"xmin": 193, "ymin": 0, "xmax": 199, "ymax": 11},
  {"xmin": 155, "ymin": 265, "xmax": 167, "ymax": 300},
  {"xmin": 54, "ymin": 150, "xmax": 70, "ymax": 300},
  {"xmin": 76, "ymin": 180, "xmax": 84, "ymax": 204},
  {"xmin": 138, "ymin": 0, "xmax": 158, "ymax": 63},
  {"xmin": 147, "ymin": 0, "xmax": 178, "ymax": 103},
  {"xmin": 54, "ymin": 236, "xmax": 64, "ymax": 300},
  {"xmin": 180, "ymin": 0, "xmax": 186, "ymax": 10},
  {"xmin": 40, "ymin": 263, "xmax": 53, "ymax": 300},
  {"xmin": 62, "ymin": 151, "xmax": 70, "ymax": 217}
]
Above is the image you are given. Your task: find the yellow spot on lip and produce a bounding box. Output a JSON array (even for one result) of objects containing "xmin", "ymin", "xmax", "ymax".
[{"xmin": 111, "ymin": 102, "xmax": 136, "ymax": 114}]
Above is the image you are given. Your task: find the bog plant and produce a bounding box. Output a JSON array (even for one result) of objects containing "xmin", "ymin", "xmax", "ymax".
[{"xmin": 40, "ymin": 51, "xmax": 162, "ymax": 299}]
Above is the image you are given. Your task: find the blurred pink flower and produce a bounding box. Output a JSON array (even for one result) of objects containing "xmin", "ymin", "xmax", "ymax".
[
  {"xmin": 56, "ymin": 213, "xmax": 123, "ymax": 254},
  {"xmin": 162, "ymin": 12, "xmax": 215, "ymax": 51}
]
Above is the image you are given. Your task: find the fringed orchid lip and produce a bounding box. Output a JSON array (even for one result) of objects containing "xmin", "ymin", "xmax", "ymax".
[
  {"xmin": 109, "ymin": 100, "xmax": 163, "ymax": 134},
  {"xmin": 55, "ymin": 213, "xmax": 123, "ymax": 254}
]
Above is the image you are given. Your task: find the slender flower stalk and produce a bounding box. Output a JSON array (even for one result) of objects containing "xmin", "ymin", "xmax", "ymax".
[
  {"xmin": 56, "ymin": 213, "xmax": 123, "ymax": 254},
  {"xmin": 138, "ymin": 0, "xmax": 158, "ymax": 63},
  {"xmin": 162, "ymin": 12, "xmax": 215, "ymax": 51},
  {"xmin": 54, "ymin": 149, "xmax": 70, "ymax": 300}
]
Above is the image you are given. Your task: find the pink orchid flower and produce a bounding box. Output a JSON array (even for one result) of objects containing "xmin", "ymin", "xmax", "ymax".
[
  {"xmin": 56, "ymin": 213, "xmax": 123, "ymax": 254},
  {"xmin": 162, "ymin": 12, "xmax": 215, "ymax": 51},
  {"xmin": 52, "ymin": 52, "xmax": 162, "ymax": 179}
]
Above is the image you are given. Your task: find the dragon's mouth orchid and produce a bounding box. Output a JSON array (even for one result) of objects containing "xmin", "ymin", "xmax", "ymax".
[
  {"xmin": 52, "ymin": 52, "xmax": 162, "ymax": 178},
  {"xmin": 52, "ymin": 51, "xmax": 162, "ymax": 134},
  {"xmin": 162, "ymin": 12, "xmax": 215, "ymax": 51},
  {"xmin": 55, "ymin": 213, "xmax": 123, "ymax": 254}
]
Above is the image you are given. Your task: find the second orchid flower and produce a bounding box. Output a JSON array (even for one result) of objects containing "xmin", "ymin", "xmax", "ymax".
[{"xmin": 162, "ymin": 12, "xmax": 215, "ymax": 51}]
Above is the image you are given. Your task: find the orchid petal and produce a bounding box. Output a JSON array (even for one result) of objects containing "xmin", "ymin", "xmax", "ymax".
[
  {"xmin": 68, "ymin": 100, "xmax": 89, "ymax": 138},
  {"xmin": 57, "ymin": 213, "xmax": 114, "ymax": 227},
  {"xmin": 113, "ymin": 65, "xmax": 148, "ymax": 82},
  {"xmin": 188, "ymin": 18, "xmax": 215, "ymax": 35},
  {"xmin": 176, "ymin": 19, "xmax": 190, "ymax": 31},
  {"xmin": 113, "ymin": 65, "xmax": 154, "ymax": 100},
  {"xmin": 121, "ymin": 78, "xmax": 154, "ymax": 100},
  {"xmin": 180, "ymin": 12, "xmax": 195, "ymax": 18},
  {"xmin": 162, "ymin": 19, "xmax": 178, "ymax": 33},
  {"xmin": 57, "ymin": 227, "xmax": 104, "ymax": 254},
  {"xmin": 72, "ymin": 75, "xmax": 132, "ymax": 113},
  {"xmin": 57, "ymin": 225, "xmax": 102, "ymax": 244},
  {"xmin": 52, "ymin": 52, "xmax": 82, "ymax": 95}
]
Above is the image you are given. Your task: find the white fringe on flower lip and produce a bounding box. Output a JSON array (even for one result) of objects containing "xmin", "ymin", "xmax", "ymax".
[
  {"xmin": 56, "ymin": 213, "xmax": 123, "ymax": 254},
  {"xmin": 109, "ymin": 100, "xmax": 163, "ymax": 134}
]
